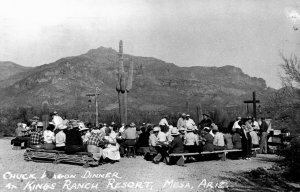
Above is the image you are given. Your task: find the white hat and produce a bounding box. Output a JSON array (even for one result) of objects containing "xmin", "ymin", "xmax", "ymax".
[
  {"xmin": 187, "ymin": 127, "xmax": 194, "ymax": 132},
  {"xmin": 171, "ymin": 129, "xmax": 180, "ymax": 136},
  {"xmin": 153, "ymin": 126, "xmax": 160, "ymax": 132}
]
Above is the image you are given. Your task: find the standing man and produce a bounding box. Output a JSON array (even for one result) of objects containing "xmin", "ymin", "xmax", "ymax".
[
  {"xmin": 159, "ymin": 115, "xmax": 169, "ymax": 133},
  {"xmin": 199, "ymin": 113, "xmax": 212, "ymax": 130},
  {"xmin": 177, "ymin": 113, "xmax": 186, "ymax": 130},
  {"xmin": 259, "ymin": 117, "xmax": 268, "ymax": 154}
]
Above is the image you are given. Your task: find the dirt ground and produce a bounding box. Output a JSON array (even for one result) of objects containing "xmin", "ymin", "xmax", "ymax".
[{"xmin": 0, "ymin": 138, "xmax": 281, "ymax": 192}]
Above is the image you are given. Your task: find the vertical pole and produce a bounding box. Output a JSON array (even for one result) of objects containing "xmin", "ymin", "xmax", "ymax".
[
  {"xmin": 95, "ymin": 88, "xmax": 99, "ymax": 127},
  {"xmin": 253, "ymin": 91, "xmax": 256, "ymax": 119}
]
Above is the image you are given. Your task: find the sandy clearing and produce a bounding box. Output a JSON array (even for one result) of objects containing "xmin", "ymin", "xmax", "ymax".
[{"xmin": 0, "ymin": 138, "xmax": 278, "ymax": 192}]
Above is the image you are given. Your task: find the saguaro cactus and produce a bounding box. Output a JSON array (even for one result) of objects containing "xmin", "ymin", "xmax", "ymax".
[{"xmin": 116, "ymin": 40, "xmax": 134, "ymax": 124}]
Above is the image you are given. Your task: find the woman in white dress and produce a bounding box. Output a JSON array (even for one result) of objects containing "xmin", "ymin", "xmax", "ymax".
[{"xmin": 102, "ymin": 127, "xmax": 121, "ymax": 162}]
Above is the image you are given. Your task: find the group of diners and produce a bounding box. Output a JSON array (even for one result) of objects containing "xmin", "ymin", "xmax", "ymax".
[{"xmin": 12, "ymin": 111, "xmax": 269, "ymax": 165}]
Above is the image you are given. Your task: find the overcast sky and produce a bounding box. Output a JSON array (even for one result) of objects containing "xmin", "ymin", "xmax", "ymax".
[{"xmin": 0, "ymin": 0, "xmax": 299, "ymax": 88}]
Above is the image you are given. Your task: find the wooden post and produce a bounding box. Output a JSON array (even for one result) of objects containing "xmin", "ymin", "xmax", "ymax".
[
  {"xmin": 86, "ymin": 87, "xmax": 101, "ymax": 127},
  {"xmin": 244, "ymin": 91, "xmax": 260, "ymax": 119}
]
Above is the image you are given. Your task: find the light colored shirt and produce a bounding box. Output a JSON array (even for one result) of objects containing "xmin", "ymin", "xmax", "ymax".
[
  {"xmin": 82, "ymin": 131, "xmax": 91, "ymax": 144},
  {"xmin": 177, "ymin": 117, "xmax": 186, "ymax": 129},
  {"xmin": 52, "ymin": 115, "xmax": 63, "ymax": 129},
  {"xmin": 157, "ymin": 132, "xmax": 167, "ymax": 143},
  {"xmin": 184, "ymin": 132, "xmax": 199, "ymax": 146},
  {"xmin": 251, "ymin": 121, "xmax": 260, "ymax": 130},
  {"xmin": 249, "ymin": 131, "xmax": 259, "ymax": 145},
  {"xmin": 233, "ymin": 120, "xmax": 241, "ymax": 129},
  {"xmin": 15, "ymin": 127, "xmax": 27, "ymax": 137},
  {"xmin": 159, "ymin": 118, "xmax": 169, "ymax": 126},
  {"xmin": 185, "ymin": 119, "xmax": 196, "ymax": 129},
  {"xmin": 119, "ymin": 126, "xmax": 125, "ymax": 133},
  {"xmin": 44, "ymin": 130, "xmax": 55, "ymax": 144},
  {"xmin": 55, "ymin": 130, "xmax": 66, "ymax": 147},
  {"xmin": 213, "ymin": 132, "xmax": 225, "ymax": 147},
  {"xmin": 149, "ymin": 134, "xmax": 158, "ymax": 147},
  {"xmin": 122, "ymin": 128, "xmax": 137, "ymax": 139}
]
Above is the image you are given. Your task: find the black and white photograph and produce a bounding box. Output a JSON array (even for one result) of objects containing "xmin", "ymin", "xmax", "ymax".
[{"xmin": 0, "ymin": 0, "xmax": 299, "ymax": 191}]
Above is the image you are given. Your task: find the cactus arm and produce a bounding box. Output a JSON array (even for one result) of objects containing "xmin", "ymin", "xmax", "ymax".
[{"xmin": 126, "ymin": 60, "xmax": 134, "ymax": 92}]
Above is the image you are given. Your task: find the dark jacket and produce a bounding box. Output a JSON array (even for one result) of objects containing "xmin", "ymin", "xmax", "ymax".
[
  {"xmin": 260, "ymin": 121, "xmax": 268, "ymax": 133},
  {"xmin": 137, "ymin": 132, "xmax": 150, "ymax": 147},
  {"xmin": 169, "ymin": 136, "xmax": 184, "ymax": 153},
  {"xmin": 203, "ymin": 132, "xmax": 214, "ymax": 152},
  {"xmin": 232, "ymin": 132, "xmax": 242, "ymax": 149},
  {"xmin": 65, "ymin": 128, "xmax": 83, "ymax": 146}
]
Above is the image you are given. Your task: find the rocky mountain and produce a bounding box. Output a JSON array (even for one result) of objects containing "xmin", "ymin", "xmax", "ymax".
[
  {"xmin": 0, "ymin": 61, "xmax": 31, "ymax": 81},
  {"xmin": 0, "ymin": 47, "xmax": 274, "ymax": 115}
]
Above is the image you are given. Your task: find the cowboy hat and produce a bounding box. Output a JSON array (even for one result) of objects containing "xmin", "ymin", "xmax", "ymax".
[
  {"xmin": 37, "ymin": 122, "xmax": 44, "ymax": 127},
  {"xmin": 186, "ymin": 127, "xmax": 194, "ymax": 132},
  {"xmin": 79, "ymin": 127, "xmax": 89, "ymax": 131},
  {"xmin": 182, "ymin": 113, "xmax": 186, "ymax": 116},
  {"xmin": 171, "ymin": 129, "xmax": 180, "ymax": 136},
  {"xmin": 186, "ymin": 114, "xmax": 191, "ymax": 117},
  {"xmin": 179, "ymin": 127, "xmax": 185, "ymax": 131},
  {"xmin": 32, "ymin": 116, "xmax": 40, "ymax": 120},
  {"xmin": 202, "ymin": 113, "xmax": 209, "ymax": 117}
]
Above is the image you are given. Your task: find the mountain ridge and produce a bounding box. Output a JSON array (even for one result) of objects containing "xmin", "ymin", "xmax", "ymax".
[{"xmin": 0, "ymin": 46, "xmax": 273, "ymax": 114}]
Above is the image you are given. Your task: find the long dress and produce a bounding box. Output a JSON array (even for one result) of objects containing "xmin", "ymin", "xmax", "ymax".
[{"xmin": 102, "ymin": 132, "xmax": 121, "ymax": 161}]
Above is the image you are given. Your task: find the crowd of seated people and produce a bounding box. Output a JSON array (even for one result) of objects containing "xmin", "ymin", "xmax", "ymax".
[{"xmin": 12, "ymin": 111, "xmax": 268, "ymax": 165}]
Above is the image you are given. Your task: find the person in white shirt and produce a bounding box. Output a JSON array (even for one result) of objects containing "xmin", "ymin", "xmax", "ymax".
[
  {"xmin": 55, "ymin": 124, "xmax": 67, "ymax": 151},
  {"xmin": 251, "ymin": 117, "xmax": 260, "ymax": 131},
  {"xmin": 212, "ymin": 127, "xmax": 225, "ymax": 150},
  {"xmin": 43, "ymin": 124, "xmax": 56, "ymax": 150},
  {"xmin": 185, "ymin": 114, "xmax": 197, "ymax": 131},
  {"xmin": 232, "ymin": 116, "xmax": 242, "ymax": 131},
  {"xmin": 51, "ymin": 111, "xmax": 63, "ymax": 130},
  {"xmin": 177, "ymin": 113, "xmax": 186, "ymax": 130},
  {"xmin": 159, "ymin": 115, "xmax": 169, "ymax": 133},
  {"xmin": 151, "ymin": 126, "xmax": 168, "ymax": 164}
]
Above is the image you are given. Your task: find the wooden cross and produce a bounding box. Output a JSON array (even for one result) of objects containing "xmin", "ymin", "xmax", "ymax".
[{"xmin": 244, "ymin": 91, "xmax": 260, "ymax": 119}]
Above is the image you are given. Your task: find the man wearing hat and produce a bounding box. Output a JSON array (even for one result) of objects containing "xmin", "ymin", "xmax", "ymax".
[
  {"xmin": 185, "ymin": 114, "xmax": 197, "ymax": 131},
  {"xmin": 29, "ymin": 122, "xmax": 44, "ymax": 149},
  {"xmin": 168, "ymin": 129, "xmax": 185, "ymax": 166},
  {"xmin": 184, "ymin": 127, "xmax": 199, "ymax": 153},
  {"xmin": 199, "ymin": 113, "xmax": 212, "ymax": 129},
  {"xmin": 65, "ymin": 121, "xmax": 85, "ymax": 154},
  {"xmin": 119, "ymin": 122, "xmax": 138, "ymax": 157},
  {"xmin": 150, "ymin": 126, "xmax": 169, "ymax": 164},
  {"xmin": 177, "ymin": 113, "xmax": 186, "ymax": 130}
]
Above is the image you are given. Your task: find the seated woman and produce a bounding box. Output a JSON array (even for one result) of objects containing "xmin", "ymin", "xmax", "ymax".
[
  {"xmin": 223, "ymin": 128, "xmax": 233, "ymax": 150},
  {"xmin": 202, "ymin": 127, "xmax": 214, "ymax": 152},
  {"xmin": 184, "ymin": 127, "xmax": 199, "ymax": 153},
  {"xmin": 136, "ymin": 126, "xmax": 150, "ymax": 154},
  {"xmin": 87, "ymin": 129, "xmax": 105, "ymax": 163},
  {"xmin": 102, "ymin": 127, "xmax": 121, "ymax": 162},
  {"xmin": 232, "ymin": 128, "xmax": 242, "ymax": 149},
  {"xmin": 44, "ymin": 124, "xmax": 56, "ymax": 150}
]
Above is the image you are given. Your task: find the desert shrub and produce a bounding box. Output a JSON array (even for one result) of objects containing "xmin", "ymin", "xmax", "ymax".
[{"xmin": 277, "ymin": 135, "xmax": 300, "ymax": 181}]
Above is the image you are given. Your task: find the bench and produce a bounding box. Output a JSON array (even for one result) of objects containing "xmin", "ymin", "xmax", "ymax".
[
  {"xmin": 24, "ymin": 148, "xmax": 98, "ymax": 167},
  {"xmin": 169, "ymin": 148, "xmax": 260, "ymax": 162}
]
